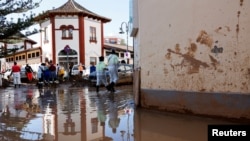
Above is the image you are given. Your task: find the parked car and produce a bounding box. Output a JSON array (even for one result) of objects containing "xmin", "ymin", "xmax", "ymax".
[
  {"xmin": 2, "ymin": 66, "xmax": 28, "ymax": 81},
  {"xmin": 88, "ymin": 64, "xmax": 133, "ymax": 85},
  {"xmin": 71, "ymin": 64, "xmax": 89, "ymax": 76},
  {"xmin": 2, "ymin": 69, "xmax": 12, "ymax": 80},
  {"xmin": 20, "ymin": 66, "xmax": 28, "ymax": 79}
]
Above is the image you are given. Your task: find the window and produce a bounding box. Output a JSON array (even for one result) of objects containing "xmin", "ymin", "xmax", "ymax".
[
  {"xmin": 68, "ymin": 27, "xmax": 73, "ymax": 38},
  {"xmin": 36, "ymin": 52, "xmax": 40, "ymax": 57},
  {"xmin": 22, "ymin": 55, "xmax": 25, "ymax": 59},
  {"xmin": 106, "ymin": 51, "xmax": 112, "ymax": 57},
  {"xmin": 89, "ymin": 26, "xmax": 97, "ymax": 43},
  {"xmin": 61, "ymin": 25, "xmax": 74, "ymax": 40},
  {"xmin": 62, "ymin": 29, "xmax": 67, "ymax": 38},
  {"xmin": 28, "ymin": 54, "xmax": 31, "ymax": 58},
  {"xmin": 44, "ymin": 27, "xmax": 49, "ymax": 43},
  {"xmin": 121, "ymin": 52, "xmax": 124, "ymax": 58}
]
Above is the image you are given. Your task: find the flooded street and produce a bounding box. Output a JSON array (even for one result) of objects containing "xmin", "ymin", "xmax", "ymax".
[{"xmin": 0, "ymin": 83, "xmax": 246, "ymax": 141}]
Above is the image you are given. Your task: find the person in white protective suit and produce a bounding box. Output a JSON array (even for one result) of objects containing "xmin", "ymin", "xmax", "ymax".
[
  {"xmin": 107, "ymin": 49, "xmax": 119, "ymax": 92},
  {"xmin": 96, "ymin": 56, "xmax": 110, "ymax": 92}
]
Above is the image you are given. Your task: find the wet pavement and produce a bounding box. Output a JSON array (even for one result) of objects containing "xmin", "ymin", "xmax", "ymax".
[{"xmin": 0, "ymin": 83, "xmax": 247, "ymax": 141}]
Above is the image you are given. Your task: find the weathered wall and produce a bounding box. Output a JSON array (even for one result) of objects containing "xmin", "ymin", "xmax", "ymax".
[
  {"xmin": 133, "ymin": 0, "xmax": 250, "ymax": 119},
  {"xmin": 140, "ymin": 89, "xmax": 250, "ymax": 120},
  {"xmin": 137, "ymin": 0, "xmax": 250, "ymax": 93}
]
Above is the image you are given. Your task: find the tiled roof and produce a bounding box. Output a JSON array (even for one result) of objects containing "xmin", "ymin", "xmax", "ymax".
[{"xmin": 36, "ymin": 0, "xmax": 111, "ymax": 22}]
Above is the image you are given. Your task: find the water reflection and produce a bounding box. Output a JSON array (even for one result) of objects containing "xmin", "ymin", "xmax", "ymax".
[
  {"xmin": 0, "ymin": 85, "xmax": 134, "ymax": 141},
  {"xmin": 1, "ymin": 85, "xmax": 245, "ymax": 141}
]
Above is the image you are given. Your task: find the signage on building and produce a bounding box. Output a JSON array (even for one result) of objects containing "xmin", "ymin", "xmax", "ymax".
[
  {"xmin": 64, "ymin": 45, "xmax": 71, "ymax": 53},
  {"xmin": 124, "ymin": 51, "xmax": 130, "ymax": 59}
]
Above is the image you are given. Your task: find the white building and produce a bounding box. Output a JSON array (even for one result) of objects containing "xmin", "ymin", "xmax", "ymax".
[{"xmin": 34, "ymin": 0, "xmax": 111, "ymax": 70}]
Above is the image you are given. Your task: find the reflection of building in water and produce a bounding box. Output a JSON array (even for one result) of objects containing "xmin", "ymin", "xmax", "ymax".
[
  {"xmin": 56, "ymin": 88, "xmax": 105, "ymax": 141},
  {"xmin": 57, "ymin": 89, "xmax": 81, "ymax": 140},
  {"xmin": 43, "ymin": 104, "xmax": 55, "ymax": 140},
  {"xmin": 121, "ymin": 106, "xmax": 134, "ymax": 141},
  {"xmin": 85, "ymin": 91, "xmax": 105, "ymax": 141}
]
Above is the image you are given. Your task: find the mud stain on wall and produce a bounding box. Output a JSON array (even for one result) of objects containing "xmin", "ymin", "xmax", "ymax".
[
  {"xmin": 165, "ymin": 44, "xmax": 180, "ymax": 60},
  {"xmin": 236, "ymin": 23, "xmax": 240, "ymax": 33},
  {"xmin": 225, "ymin": 26, "xmax": 231, "ymax": 32},
  {"xmin": 236, "ymin": 11, "xmax": 240, "ymax": 34},
  {"xmin": 237, "ymin": 11, "xmax": 241, "ymax": 18},
  {"xmin": 209, "ymin": 55, "xmax": 219, "ymax": 69},
  {"xmin": 165, "ymin": 52, "xmax": 171, "ymax": 60},
  {"xmin": 167, "ymin": 48, "xmax": 209, "ymax": 74},
  {"xmin": 175, "ymin": 43, "xmax": 181, "ymax": 53},
  {"xmin": 236, "ymin": 9, "xmax": 241, "ymax": 42},
  {"xmin": 240, "ymin": 0, "xmax": 244, "ymax": 6},
  {"xmin": 215, "ymin": 27, "xmax": 222, "ymax": 33},
  {"xmin": 215, "ymin": 27, "xmax": 227, "ymax": 36},
  {"xmin": 196, "ymin": 30, "xmax": 213, "ymax": 47},
  {"xmin": 186, "ymin": 43, "xmax": 197, "ymax": 57},
  {"xmin": 246, "ymin": 68, "xmax": 250, "ymax": 79}
]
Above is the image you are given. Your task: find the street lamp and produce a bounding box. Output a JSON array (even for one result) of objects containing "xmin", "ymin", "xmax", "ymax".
[{"xmin": 119, "ymin": 22, "xmax": 129, "ymax": 64}]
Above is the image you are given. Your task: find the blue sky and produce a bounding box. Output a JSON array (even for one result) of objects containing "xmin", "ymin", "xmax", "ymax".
[{"xmin": 15, "ymin": 0, "xmax": 131, "ymax": 45}]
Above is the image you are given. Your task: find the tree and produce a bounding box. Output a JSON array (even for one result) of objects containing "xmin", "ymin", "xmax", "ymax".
[{"xmin": 0, "ymin": 0, "xmax": 42, "ymax": 42}]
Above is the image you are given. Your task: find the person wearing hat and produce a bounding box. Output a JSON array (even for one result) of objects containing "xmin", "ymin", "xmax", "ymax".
[{"xmin": 107, "ymin": 49, "xmax": 119, "ymax": 92}]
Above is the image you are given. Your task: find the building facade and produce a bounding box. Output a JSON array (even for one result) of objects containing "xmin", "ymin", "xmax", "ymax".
[
  {"xmin": 34, "ymin": 0, "xmax": 111, "ymax": 70},
  {"xmin": 1, "ymin": 0, "xmax": 134, "ymax": 73},
  {"xmin": 0, "ymin": 36, "xmax": 41, "ymax": 71},
  {"xmin": 131, "ymin": 0, "xmax": 250, "ymax": 120}
]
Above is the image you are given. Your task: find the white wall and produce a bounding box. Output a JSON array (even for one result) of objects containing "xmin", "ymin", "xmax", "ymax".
[
  {"xmin": 136, "ymin": 0, "xmax": 250, "ymax": 93},
  {"xmin": 41, "ymin": 20, "xmax": 53, "ymax": 62},
  {"xmin": 84, "ymin": 18, "xmax": 102, "ymax": 68},
  {"xmin": 54, "ymin": 16, "xmax": 80, "ymax": 64}
]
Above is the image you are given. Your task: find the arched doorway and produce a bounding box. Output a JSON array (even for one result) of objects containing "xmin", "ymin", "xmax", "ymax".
[{"xmin": 58, "ymin": 48, "xmax": 78, "ymax": 72}]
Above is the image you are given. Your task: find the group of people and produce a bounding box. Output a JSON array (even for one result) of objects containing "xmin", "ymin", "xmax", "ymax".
[
  {"xmin": 37, "ymin": 61, "xmax": 63, "ymax": 85},
  {"xmin": 9, "ymin": 49, "xmax": 120, "ymax": 91},
  {"xmin": 96, "ymin": 49, "xmax": 119, "ymax": 93},
  {"xmin": 9, "ymin": 62, "xmax": 35, "ymax": 88}
]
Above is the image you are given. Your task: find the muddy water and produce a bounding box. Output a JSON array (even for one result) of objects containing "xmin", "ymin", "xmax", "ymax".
[{"xmin": 0, "ymin": 84, "xmax": 245, "ymax": 141}]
